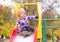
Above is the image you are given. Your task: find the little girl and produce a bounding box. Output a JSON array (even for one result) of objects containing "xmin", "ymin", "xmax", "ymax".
[
  {"xmin": 13, "ymin": 8, "xmax": 38, "ymax": 42},
  {"xmin": 17, "ymin": 8, "xmax": 38, "ymax": 36}
]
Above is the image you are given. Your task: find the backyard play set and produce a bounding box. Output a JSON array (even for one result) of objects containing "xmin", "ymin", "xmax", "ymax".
[{"xmin": 10, "ymin": 2, "xmax": 57, "ymax": 42}]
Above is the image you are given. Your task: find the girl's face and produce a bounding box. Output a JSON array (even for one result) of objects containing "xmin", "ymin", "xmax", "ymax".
[{"xmin": 18, "ymin": 11, "xmax": 26, "ymax": 18}]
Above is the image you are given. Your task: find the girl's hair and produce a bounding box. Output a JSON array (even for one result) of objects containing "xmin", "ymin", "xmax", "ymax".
[
  {"xmin": 18, "ymin": 8, "xmax": 26, "ymax": 17},
  {"xmin": 18, "ymin": 8, "xmax": 25, "ymax": 13}
]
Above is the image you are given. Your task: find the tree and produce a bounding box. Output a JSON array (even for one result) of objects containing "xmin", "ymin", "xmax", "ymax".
[{"xmin": 0, "ymin": 5, "xmax": 16, "ymax": 38}]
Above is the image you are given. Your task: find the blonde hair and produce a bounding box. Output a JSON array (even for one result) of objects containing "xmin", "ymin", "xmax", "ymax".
[
  {"xmin": 18, "ymin": 8, "xmax": 26, "ymax": 18},
  {"xmin": 18, "ymin": 8, "xmax": 25, "ymax": 13}
]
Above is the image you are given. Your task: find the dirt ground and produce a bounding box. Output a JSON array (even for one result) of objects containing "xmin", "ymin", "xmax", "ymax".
[
  {"xmin": 4, "ymin": 39, "xmax": 9, "ymax": 42},
  {"xmin": 0, "ymin": 39, "xmax": 60, "ymax": 42},
  {"xmin": 0, "ymin": 39, "xmax": 9, "ymax": 42}
]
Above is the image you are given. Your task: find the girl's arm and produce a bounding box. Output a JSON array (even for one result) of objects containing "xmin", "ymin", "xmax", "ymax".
[
  {"xmin": 16, "ymin": 19, "xmax": 21, "ymax": 32},
  {"xmin": 26, "ymin": 15, "xmax": 38, "ymax": 20}
]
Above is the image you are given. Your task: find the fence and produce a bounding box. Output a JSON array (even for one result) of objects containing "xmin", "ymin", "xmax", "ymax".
[{"xmin": 42, "ymin": 18, "xmax": 60, "ymax": 42}]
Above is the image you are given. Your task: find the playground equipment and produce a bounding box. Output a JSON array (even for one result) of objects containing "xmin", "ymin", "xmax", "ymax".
[
  {"xmin": 42, "ymin": 18, "xmax": 60, "ymax": 42},
  {"xmin": 10, "ymin": 2, "xmax": 42, "ymax": 42},
  {"xmin": 10, "ymin": 2, "xmax": 60, "ymax": 42}
]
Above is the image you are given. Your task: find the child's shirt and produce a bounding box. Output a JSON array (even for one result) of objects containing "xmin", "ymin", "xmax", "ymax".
[{"xmin": 17, "ymin": 15, "xmax": 38, "ymax": 32}]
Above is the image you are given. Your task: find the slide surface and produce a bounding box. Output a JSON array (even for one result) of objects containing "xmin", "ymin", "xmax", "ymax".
[{"xmin": 10, "ymin": 28, "xmax": 37, "ymax": 42}]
